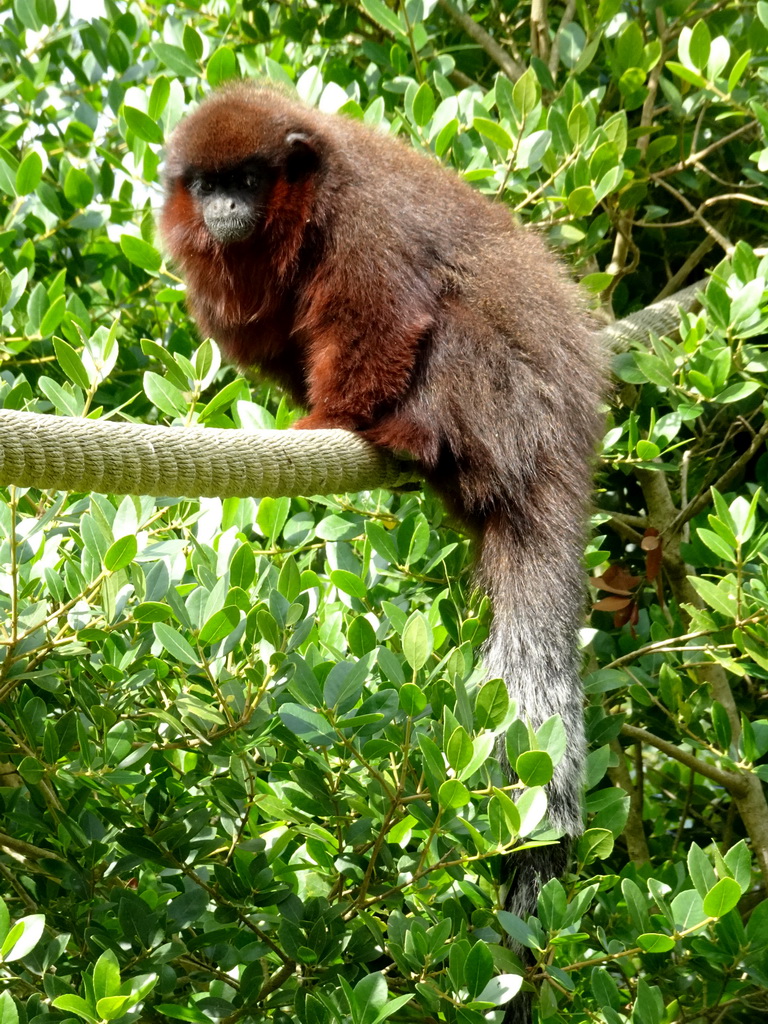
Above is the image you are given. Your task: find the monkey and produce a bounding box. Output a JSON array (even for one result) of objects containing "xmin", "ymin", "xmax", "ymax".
[{"xmin": 160, "ymin": 82, "xmax": 603, "ymax": 1023}]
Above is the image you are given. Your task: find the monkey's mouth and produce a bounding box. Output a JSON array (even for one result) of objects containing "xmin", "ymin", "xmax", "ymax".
[{"xmin": 204, "ymin": 215, "xmax": 256, "ymax": 245}]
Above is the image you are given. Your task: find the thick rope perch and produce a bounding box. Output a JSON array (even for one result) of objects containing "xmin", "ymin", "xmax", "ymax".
[
  {"xmin": 601, "ymin": 281, "xmax": 701, "ymax": 351},
  {"xmin": 0, "ymin": 414, "xmax": 418, "ymax": 498},
  {"xmin": 0, "ymin": 283, "xmax": 703, "ymax": 499}
]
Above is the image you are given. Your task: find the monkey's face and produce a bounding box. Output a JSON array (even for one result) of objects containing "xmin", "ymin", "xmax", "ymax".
[
  {"xmin": 185, "ymin": 158, "xmax": 272, "ymax": 245},
  {"xmin": 161, "ymin": 85, "xmax": 323, "ymax": 261}
]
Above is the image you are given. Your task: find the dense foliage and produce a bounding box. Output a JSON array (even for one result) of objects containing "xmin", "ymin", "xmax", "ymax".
[{"xmin": 1, "ymin": 2, "xmax": 768, "ymax": 1023}]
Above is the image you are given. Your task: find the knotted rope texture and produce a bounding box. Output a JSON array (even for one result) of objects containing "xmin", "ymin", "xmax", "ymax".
[{"xmin": 0, "ymin": 284, "xmax": 702, "ymax": 500}]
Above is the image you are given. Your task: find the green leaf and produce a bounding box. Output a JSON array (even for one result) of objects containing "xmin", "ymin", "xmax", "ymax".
[
  {"xmin": 183, "ymin": 25, "xmax": 203, "ymax": 59},
  {"xmin": 567, "ymin": 185, "xmax": 596, "ymax": 217},
  {"xmin": 121, "ymin": 235, "xmax": 162, "ymax": 273},
  {"xmin": 516, "ymin": 786, "xmax": 547, "ymax": 834},
  {"xmin": 736, "ymin": 628, "xmax": 768, "ymax": 672},
  {"xmin": 207, "ymin": 45, "xmax": 238, "ymax": 86},
  {"xmin": 581, "ymin": 272, "xmax": 613, "ymax": 294},
  {"xmin": 687, "ymin": 368, "xmax": 714, "ymax": 397},
  {"xmin": 457, "ymin": 733, "xmax": 496, "ymax": 782},
  {"xmin": 577, "ymin": 827, "xmax": 614, "ymax": 863},
  {"xmin": 702, "ymin": 877, "xmax": 741, "ymax": 918},
  {"xmin": 36, "ymin": 294, "xmax": 66, "ymax": 337},
  {"xmin": 330, "ymin": 568, "xmax": 368, "ymax": 600},
  {"xmin": 104, "ymin": 534, "xmax": 137, "ymax": 571},
  {"xmin": 93, "ymin": 949, "xmax": 122, "ymax": 1001},
  {"xmin": 277, "ymin": 555, "xmax": 301, "ymax": 602},
  {"xmin": 473, "ymin": 116, "xmax": 514, "ymax": 151},
  {"xmin": 465, "ymin": 940, "xmax": 494, "ymax": 999},
  {"xmin": 687, "ymin": 576, "xmax": 738, "ymax": 618},
  {"xmin": 230, "ymin": 544, "xmax": 257, "ymax": 590},
  {"xmin": 613, "ymin": 878, "xmax": 648, "ymax": 935},
  {"xmin": 17, "ymin": 757, "xmax": 44, "ymax": 785},
  {"xmin": 257, "ymin": 496, "xmax": 291, "ymax": 542},
  {"xmin": 365, "ymin": 521, "xmax": 399, "ymax": 563},
  {"xmin": 446, "ymin": 725, "xmax": 474, "ymax": 772},
  {"xmin": 515, "ymin": 750, "xmax": 553, "ymax": 786},
  {"xmin": 715, "ymin": 381, "xmax": 760, "ymax": 404},
  {"xmin": 51, "ymin": 995, "xmax": 99, "ymax": 1023},
  {"xmin": 671, "ymin": 889, "xmax": 708, "ymax": 932},
  {"xmin": 590, "ymin": 967, "xmax": 622, "ymax": 1011},
  {"xmin": 567, "ymin": 103, "xmax": 589, "ymax": 146},
  {"xmin": 151, "ymin": 42, "xmax": 200, "ymax": 76},
  {"xmin": 64, "ymin": 166, "xmax": 94, "ymax": 207},
  {"xmin": 1, "ymin": 915, "xmax": 46, "ymax": 961},
  {"xmin": 516, "ymin": 129, "xmax": 550, "ymax": 170},
  {"xmin": 96, "ymin": 996, "xmax": 137, "ymax": 1020},
  {"xmin": 512, "ymin": 67, "xmax": 539, "ymax": 116},
  {"xmin": 634, "ymin": 351, "xmax": 675, "ymax": 389},
  {"xmin": 491, "ymin": 787, "xmax": 521, "ymax": 834},
  {"xmin": 199, "ymin": 606, "xmax": 240, "ymax": 646},
  {"xmin": 278, "ymin": 704, "xmax": 335, "ymax": 745},
  {"xmin": 637, "ymin": 932, "xmax": 675, "ymax": 952},
  {"xmin": 0, "ymin": 991, "xmax": 19, "ymax": 1024},
  {"xmin": 438, "ymin": 779, "xmax": 471, "ymax": 809},
  {"xmin": 348, "ymin": 615, "xmax": 376, "ymax": 656},
  {"xmin": 616, "ymin": 21, "xmax": 643, "ymax": 71},
  {"xmin": 730, "ymin": 492, "xmax": 759, "ymax": 543},
  {"xmin": 399, "ymin": 682, "xmax": 426, "ymax": 716},
  {"xmin": 53, "ymin": 337, "xmax": 90, "ymax": 388},
  {"xmin": 696, "ymin": 528, "xmax": 735, "ymax": 561},
  {"xmin": 123, "ymin": 106, "xmax": 164, "ymax": 144},
  {"xmin": 360, "ymin": 0, "xmax": 406, "ymax": 38},
  {"xmin": 148, "ymin": 75, "xmax": 171, "ymax": 121},
  {"xmin": 16, "ymin": 150, "xmax": 42, "ymax": 194},
  {"xmin": 711, "ymin": 702, "xmax": 732, "ymax": 751},
  {"xmin": 371, "ymin": 993, "xmax": 415, "ymax": 1023},
  {"xmin": 402, "ymin": 611, "xmax": 432, "ymax": 671},
  {"xmin": 636, "ymin": 439, "xmax": 660, "ymax": 460},
  {"xmin": 143, "ymin": 371, "xmax": 188, "ymax": 417},
  {"xmin": 475, "ymin": 677, "xmax": 509, "ymax": 729},
  {"xmin": 152, "ymin": 623, "xmax": 200, "ymax": 665},
  {"xmin": 724, "ymin": 840, "xmax": 752, "ymax": 892},
  {"xmin": 666, "ymin": 61, "xmax": 708, "ymax": 87},
  {"xmin": 434, "ymin": 117, "xmax": 459, "ymax": 156},
  {"xmin": 412, "ymin": 82, "xmax": 435, "ymax": 126},
  {"xmin": 352, "ymin": 971, "xmax": 387, "ymax": 1024},
  {"xmin": 497, "ymin": 910, "xmax": 542, "ymax": 949},
  {"xmin": 688, "ymin": 20, "xmax": 711, "ymax": 71},
  {"xmin": 728, "ymin": 49, "xmax": 752, "ymax": 92},
  {"xmin": 418, "ymin": 733, "xmax": 446, "ymax": 789}
]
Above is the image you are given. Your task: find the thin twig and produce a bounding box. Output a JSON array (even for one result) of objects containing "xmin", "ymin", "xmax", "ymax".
[
  {"xmin": 653, "ymin": 122, "xmax": 757, "ymax": 180},
  {"xmin": 655, "ymin": 178, "xmax": 734, "ymax": 254},
  {"xmin": 673, "ymin": 421, "xmax": 768, "ymax": 530}
]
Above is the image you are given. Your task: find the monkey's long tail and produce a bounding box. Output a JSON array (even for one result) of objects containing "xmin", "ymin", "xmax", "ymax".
[{"xmin": 477, "ymin": 510, "xmax": 586, "ymax": 1024}]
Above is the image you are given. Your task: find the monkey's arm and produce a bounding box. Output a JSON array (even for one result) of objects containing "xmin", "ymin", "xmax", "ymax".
[{"xmin": 292, "ymin": 290, "xmax": 434, "ymax": 437}]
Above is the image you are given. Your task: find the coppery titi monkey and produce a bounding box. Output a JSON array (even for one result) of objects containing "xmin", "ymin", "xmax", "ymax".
[{"xmin": 161, "ymin": 83, "xmax": 603, "ymax": 1021}]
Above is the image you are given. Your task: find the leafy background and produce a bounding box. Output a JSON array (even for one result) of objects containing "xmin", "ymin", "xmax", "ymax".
[{"xmin": 1, "ymin": 1, "xmax": 768, "ymax": 1023}]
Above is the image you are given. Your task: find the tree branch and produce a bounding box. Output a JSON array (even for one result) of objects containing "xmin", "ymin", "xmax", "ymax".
[
  {"xmin": 620, "ymin": 723, "xmax": 748, "ymax": 796},
  {"xmin": 436, "ymin": 0, "xmax": 525, "ymax": 79}
]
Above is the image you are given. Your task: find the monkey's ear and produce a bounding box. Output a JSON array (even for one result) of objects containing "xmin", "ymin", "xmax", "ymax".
[{"xmin": 284, "ymin": 130, "xmax": 321, "ymax": 182}]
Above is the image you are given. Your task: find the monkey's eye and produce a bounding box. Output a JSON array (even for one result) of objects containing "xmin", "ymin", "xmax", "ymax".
[
  {"xmin": 190, "ymin": 177, "xmax": 215, "ymax": 196},
  {"xmin": 243, "ymin": 174, "xmax": 259, "ymax": 189}
]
